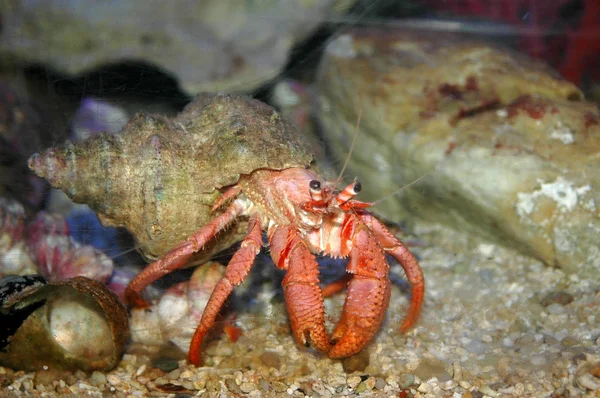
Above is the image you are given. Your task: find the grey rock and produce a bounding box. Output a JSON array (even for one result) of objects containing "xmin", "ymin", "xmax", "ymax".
[
  {"xmin": 1, "ymin": 0, "xmax": 346, "ymax": 95},
  {"xmin": 316, "ymin": 27, "xmax": 600, "ymax": 277}
]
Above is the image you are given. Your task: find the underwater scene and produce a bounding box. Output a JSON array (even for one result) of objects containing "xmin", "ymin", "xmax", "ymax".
[{"xmin": 0, "ymin": 1, "xmax": 599, "ymax": 397}]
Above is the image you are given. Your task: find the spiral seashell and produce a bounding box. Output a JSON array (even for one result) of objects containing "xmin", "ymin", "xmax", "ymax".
[
  {"xmin": 0, "ymin": 275, "xmax": 128, "ymax": 371},
  {"xmin": 29, "ymin": 93, "xmax": 313, "ymax": 263}
]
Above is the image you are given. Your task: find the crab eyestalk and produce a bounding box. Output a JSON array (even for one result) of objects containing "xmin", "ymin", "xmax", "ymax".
[{"xmin": 336, "ymin": 181, "xmax": 361, "ymax": 206}]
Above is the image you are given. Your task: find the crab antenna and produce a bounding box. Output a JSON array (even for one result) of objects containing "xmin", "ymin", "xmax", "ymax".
[
  {"xmin": 372, "ymin": 168, "xmax": 436, "ymax": 206},
  {"xmin": 335, "ymin": 103, "xmax": 362, "ymax": 185},
  {"xmin": 336, "ymin": 180, "xmax": 362, "ymax": 205}
]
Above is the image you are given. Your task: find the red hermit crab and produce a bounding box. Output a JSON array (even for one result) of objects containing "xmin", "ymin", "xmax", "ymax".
[{"xmin": 29, "ymin": 93, "xmax": 424, "ymax": 365}]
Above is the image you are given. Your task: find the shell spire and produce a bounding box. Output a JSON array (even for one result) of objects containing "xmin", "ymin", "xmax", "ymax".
[{"xmin": 28, "ymin": 133, "xmax": 124, "ymax": 214}]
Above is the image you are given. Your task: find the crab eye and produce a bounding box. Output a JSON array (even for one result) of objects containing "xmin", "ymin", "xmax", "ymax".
[
  {"xmin": 309, "ymin": 180, "xmax": 321, "ymax": 191},
  {"xmin": 353, "ymin": 181, "xmax": 362, "ymax": 193}
]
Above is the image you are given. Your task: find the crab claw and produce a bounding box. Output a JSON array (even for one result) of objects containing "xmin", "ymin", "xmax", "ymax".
[
  {"xmin": 269, "ymin": 226, "xmax": 332, "ymax": 354},
  {"xmin": 328, "ymin": 227, "xmax": 391, "ymax": 358}
]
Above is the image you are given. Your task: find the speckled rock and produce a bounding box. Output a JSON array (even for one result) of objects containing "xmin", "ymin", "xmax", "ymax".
[
  {"xmin": 316, "ymin": 27, "xmax": 600, "ymax": 276},
  {"xmin": 0, "ymin": 0, "xmax": 349, "ymax": 95}
]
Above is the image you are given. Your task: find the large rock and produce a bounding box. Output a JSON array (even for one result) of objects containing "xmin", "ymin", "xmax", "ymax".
[
  {"xmin": 0, "ymin": 0, "xmax": 344, "ymax": 94},
  {"xmin": 316, "ymin": 28, "xmax": 600, "ymax": 276}
]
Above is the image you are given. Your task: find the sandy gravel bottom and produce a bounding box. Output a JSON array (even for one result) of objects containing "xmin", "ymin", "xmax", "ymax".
[{"xmin": 1, "ymin": 222, "xmax": 599, "ymax": 397}]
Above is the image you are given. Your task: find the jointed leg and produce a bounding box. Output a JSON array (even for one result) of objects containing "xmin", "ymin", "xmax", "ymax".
[
  {"xmin": 211, "ymin": 185, "xmax": 242, "ymax": 212},
  {"xmin": 188, "ymin": 215, "xmax": 262, "ymax": 366},
  {"xmin": 269, "ymin": 226, "xmax": 331, "ymax": 353},
  {"xmin": 125, "ymin": 199, "xmax": 246, "ymax": 308},
  {"xmin": 329, "ymin": 226, "xmax": 391, "ymax": 358},
  {"xmin": 362, "ymin": 213, "xmax": 424, "ymax": 332}
]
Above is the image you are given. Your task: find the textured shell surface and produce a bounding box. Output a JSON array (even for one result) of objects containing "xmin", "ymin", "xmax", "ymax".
[
  {"xmin": 29, "ymin": 94, "xmax": 314, "ymax": 260},
  {"xmin": 0, "ymin": 275, "xmax": 128, "ymax": 372}
]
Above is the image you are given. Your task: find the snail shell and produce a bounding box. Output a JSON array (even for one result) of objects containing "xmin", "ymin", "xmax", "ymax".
[
  {"xmin": 29, "ymin": 93, "xmax": 313, "ymax": 262},
  {"xmin": 0, "ymin": 275, "xmax": 128, "ymax": 372}
]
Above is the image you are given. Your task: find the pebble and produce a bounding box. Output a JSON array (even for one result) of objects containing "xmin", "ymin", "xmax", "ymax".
[
  {"xmin": 224, "ymin": 377, "xmax": 238, "ymax": 392},
  {"xmin": 347, "ymin": 375, "xmax": 361, "ymax": 389},
  {"xmin": 546, "ymin": 303, "xmax": 567, "ymax": 315},
  {"xmin": 451, "ymin": 362, "xmax": 463, "ymax": 381},
  {"xmin": 363, "ymin": 376, "xmax": 376, "ymax": 390},
  {"xmin": 234, "ymin": 370, "xmax": 243, "ymax": 385},
  {"xmin": 355, "ymin": 382, "xmax": 367, "ymax": 393},
  {"xmin": 399, "ymin": 373, "xmax": 415, "ymax": 389},
  {"xmin": 576, "ymin": 373, "xmax": 600, "ymax": 391},
  {"xmin": 167, "ymin": 369, "xmax": 180, "ymax": 380},
  {"xmin": 135, "ymin": 365, "xmax": 146, "ymax": 377},
  {"xmin": 89, "ymin": 371, "xmax": 107, "ymax": 386},
  {"xmin": 530, "ymin": 354, "xmax": 549, "ymax": 367},
  {"xmin": 540, "ymin": 291, "xmax": 574, "ymax": 307},
  {"xmin": 479, "ymin": 385, "xmax": 498, "ymax": 397},
  {"xmin": 260, "ymin": 351, "xmax": 281, "ymax": 369},
  {"xmin": 272, "ymin": 381, "xmax": 288, "ymax": 392},
  {"xmin": 106, "ymin": 375, "xmax": 121, "ymax": 386},
  {"xmin": 341, "ymin": 350, "xmax": 369, "ymax": 373},
  {"xmin": 259, "ymin": 379, "xmax": 270, "ymax": 391},
  {"xmin": 154, "ymin": 377, "xmax": 168, "ymax": 386},
  {"xmin": 542, "ymin": 334, "xmax": 559, "ymax": 345},
  {"xmin": 374, "ymin": 377, "xmax": 386, "ymax": 389},
  {"xmin": 465, "ymin": 339, "xmax": 487, "ymax": 354},
  {"xmin": 515, "ymin": 334, "xmax": 537, "ymax": 346},
  {"xmin": 206, "ymin": 379, "xmax": 220, "ymax": 392},
  {"xmin": 153, "ymin": 358, "xmax": 179, "ymax": 372},
  {"xmin": 327, "ymin": 374, "xmax": 347, "ymax": 387},
  {"xmin": 311, "ymin": 381, "xmax": 328, "ymax": 395},
  {"xmin": 561, "ymin": 336, "xmax": 581, "ymax": 347},
  {"xmin": 414, "ymin": 358, "xmax": 452, "ymax": 382},
  {"xmin": 240, "ymin": 382, "xmax": 257, "ymax": 393},
  {"xmin": 299, "ymin": 381, "xmax": 314, "ymax": 395},
  {"xmin": 417, "ymin": 382, "xmax": 432, "ymax": 393},
  {"xmin": 495, "ymin": 357, "xmax": 511, "ymax": 378},
  {"xmin": 34, "ymin": 369, "xmax": 71, "ymax": 386}
]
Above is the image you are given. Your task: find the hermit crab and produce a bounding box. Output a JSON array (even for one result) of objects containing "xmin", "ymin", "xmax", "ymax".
[{"xmin": 29, "ymin": 93, "xmax": 424, "ymax": 365}]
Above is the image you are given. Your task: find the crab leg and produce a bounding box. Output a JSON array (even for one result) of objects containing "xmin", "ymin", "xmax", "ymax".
[
  {"xmin": 125, "ymin": 199, "xmax": 247, "ymax": 308},
  {"xmin": 188, "ymin": 215, "xmax": 262, "ymax": 366},
  {"xmin": 328, "ymin": 225, "xmax": 391, "ymax": 358},
  {"xmin": 269, "ymin": 226, "xmax": 332, "ymax": 353},
  {"xmin": 361, "ymin": 213, "xmax": 424, "ymax": 332}
]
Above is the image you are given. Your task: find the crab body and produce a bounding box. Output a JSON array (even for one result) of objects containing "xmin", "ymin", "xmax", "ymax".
[{"xmin": 126, "ymin": 166, "xmax": 424, "ymax": 364}]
